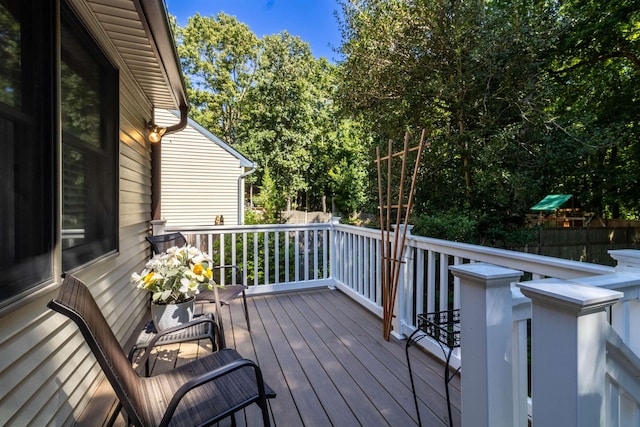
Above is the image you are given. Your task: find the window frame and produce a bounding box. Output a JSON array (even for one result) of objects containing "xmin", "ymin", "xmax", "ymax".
[
  {"xmin": 60, "ymin": 2, "xmax": 119, "ymax": 272},
  {"xmin": 0, "ymin": 0, "xmax": 120, "ymax": 308},
  {"xmin": 0, "ymin": 0, "xmax": 56, "ymax": 307}
]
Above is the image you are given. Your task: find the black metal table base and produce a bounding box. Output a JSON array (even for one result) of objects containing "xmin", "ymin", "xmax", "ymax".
[{"xmin": 405, "ymin": 310, "xmax": 460, "ymax": 427}]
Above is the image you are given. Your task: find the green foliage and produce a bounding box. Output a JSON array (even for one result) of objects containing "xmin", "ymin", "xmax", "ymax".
[
  {"xmin": 175, "ymin": 13, "xmax": 258, "ymax": 144},
  {"xmin": 338, "ymin": 0, "xmax": 640, "ymax": 225},
  {"xmin": 174, "ymin": 1, "xmax": 640, "ymax": 247},
  {"xmin": 253, "ymin": 167, "xmax": 286, "ymax": 223},
  {"xmin": 412, "ymin": 210, "xmax": 479, "ymax": 243},
  {"xmin": 174, "ymin": 14, "xmax": 373, "ymax": 216}
]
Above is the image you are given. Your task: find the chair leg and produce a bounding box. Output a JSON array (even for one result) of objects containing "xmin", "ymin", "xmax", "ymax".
[
  {"xmin": 106, "ymin": 402, "xmax": 122, "ymax": 427},
  {"xmin": 216, "ymin": 309, "xmax": 227, "ymax": 349},
  {"xmin": 261, "ymin": 398, "xmax": 271, "ymax": 427},
  {"xmin": 242, "ymin": 290, "xmax": 250, "ymax": 331}
]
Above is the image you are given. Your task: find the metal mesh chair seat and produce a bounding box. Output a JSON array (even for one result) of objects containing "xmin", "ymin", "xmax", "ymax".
[
  {"xmin": 129, "ymin": 314, "xmax": 219, "ymax": 376},
  {"xmin": 47, "ymin": 275, "xmax": 275, "ymax": 427},
  {"xmin": 141, "ymin": 348, "xmax": 276, "ymax": 427}
]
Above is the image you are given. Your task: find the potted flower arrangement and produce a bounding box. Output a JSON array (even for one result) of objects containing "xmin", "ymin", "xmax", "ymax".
[{"xmin": 130, "ymin": 245, "xmax": 216, "ymax": 330}]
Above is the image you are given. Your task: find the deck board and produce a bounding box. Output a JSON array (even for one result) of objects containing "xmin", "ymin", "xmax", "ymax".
[{"xmin": 85, "ymin": 288, "xmax": 460, "ymax": 427}]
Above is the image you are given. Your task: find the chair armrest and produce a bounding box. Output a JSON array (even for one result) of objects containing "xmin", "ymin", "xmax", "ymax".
[
  {"xmin": 213, "ymin": 265, "xmax": 244, "ymax": 285},
  {"xmin": 160, "ymin": 356, "xmax": 269, "ymax": 426}
]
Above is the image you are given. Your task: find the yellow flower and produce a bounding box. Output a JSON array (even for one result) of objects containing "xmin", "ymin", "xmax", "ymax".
[
  {"xmin": 204, "ymin": 267, "xmax": 213, "ymax": 279},
  {"xmin": 193, "ymin": 263, "xmax": 204, "ymax": 276},
  {"xmin": 143, "ymin": 271, "xmax": 156, "ymax": 284}
]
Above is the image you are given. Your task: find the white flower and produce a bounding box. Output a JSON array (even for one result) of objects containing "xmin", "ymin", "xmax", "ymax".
[{"xmin": 130, "ymin": 243, "xmax": 217, "ymax": 304}]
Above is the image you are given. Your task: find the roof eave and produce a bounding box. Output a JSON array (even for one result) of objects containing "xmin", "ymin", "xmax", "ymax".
[{"xmin": 136, "ymin": 0, "xmax": 188, "ymax": 110}]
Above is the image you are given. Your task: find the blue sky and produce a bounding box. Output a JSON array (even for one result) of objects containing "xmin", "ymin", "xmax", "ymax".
[{"xmin": 165, "ymin": 0, "xmax": 343, "ymax": 62}]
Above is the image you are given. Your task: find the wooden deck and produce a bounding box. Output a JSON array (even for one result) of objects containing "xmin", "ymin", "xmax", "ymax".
[{"xmin": 82, "ymin": 288, "xmax": 461, "ymax": 426}]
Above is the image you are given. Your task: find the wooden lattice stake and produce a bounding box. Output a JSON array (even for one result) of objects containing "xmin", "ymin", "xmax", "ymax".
[{"xmin": 376, "ymin": 130, "xmax": 428, "ymax": 340}]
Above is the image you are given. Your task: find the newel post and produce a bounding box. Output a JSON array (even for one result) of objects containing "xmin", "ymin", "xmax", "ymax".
[
  {"xmin": 150, "ymin": 219, "xmax": 166, "ymax": 236},
  {"xmin": 518, "ymin": 279, "xmax": 623, "ymax": 427},
  {"xmin": 450, "ymin": 263, "xmax": 523, "ymax": 427},
  {"xmin": 607, "ymin": 249, "xmax": 640, "ymax": 355}
]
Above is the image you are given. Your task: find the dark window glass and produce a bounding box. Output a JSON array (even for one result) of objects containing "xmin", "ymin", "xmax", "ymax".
[
  {"xmin": 0, "ymin": 0, "xmax": 21, "ymax": 107},
  {"xmin": 0, "ymin": 0, "xmax": 54, "ymax": 304},
  {"xmin": 61, "ymin": 6, "xmax": 118, "ymax": 271}
]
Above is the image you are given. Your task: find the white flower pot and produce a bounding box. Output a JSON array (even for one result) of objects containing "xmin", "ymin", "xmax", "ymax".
[{"xmin": 151, "ymin": 297, "xmax": 196, "ymax": 331}]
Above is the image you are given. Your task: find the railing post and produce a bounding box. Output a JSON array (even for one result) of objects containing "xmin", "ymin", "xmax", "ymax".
[
  {"xmin": 567, "ymin": 250, "xmax": 640, "ymax": 356},
  {"xmin": 150, "ymin": 219, "xmax": 166, "ymax": 235},
  {"xmin": 609, "ymin": 249, "xmax": 640, "ymax": 273},
  {"xmin": 450, "ymin": 263, "xmax": 523, "ymax": 427},
  {"xmin": 518, "ymin": 279, "xmax": 623, "ymax": 427},
  {"xmin": 609, "ymin": 250, "xmax": 640, "ymax": 350}
]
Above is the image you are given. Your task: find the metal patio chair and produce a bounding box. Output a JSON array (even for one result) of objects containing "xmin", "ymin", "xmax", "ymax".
[
  {"xmin": 47, "ymin": 274, "xmax": 275, "ymax": 427},
  {"xmin": 146, "ymin": 233, "xmax": 251, "ymax": 332},
  {"xmin": 128, "ymin": 313, "xmax": 219, "ymax": 376}
]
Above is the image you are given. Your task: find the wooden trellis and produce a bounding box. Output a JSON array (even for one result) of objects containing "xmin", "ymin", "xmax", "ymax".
[{"xmin": 376, "ymin": 130, "xmax": 429, "ymax": 340}]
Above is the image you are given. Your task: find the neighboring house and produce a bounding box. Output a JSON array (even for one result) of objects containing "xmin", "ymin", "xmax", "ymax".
[
  {"xmin": 154, "ymin": 108, "xmax": 257, "ymax": 227},
  {"xmin": 0, "ymin": 1, "xmax": 188, "ymax": 425}
]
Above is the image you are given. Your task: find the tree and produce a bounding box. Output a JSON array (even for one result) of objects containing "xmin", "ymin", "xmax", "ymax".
[
  {"xmin": 175, "ymin": 13, "xmax": 258, "ymax": 144},
  {"xmin": 305, "ymin": 59, "xmax": 372, "ymax": 215},
  {"xmin": 337, "ymin": 0, "xmax": 556, "ymax": 220},
  {"xmin": 238, "ymin": 32, "xmax": 318, "ymax": 209},
  {"xmin": 544, "ymin": 0, "xmax": 640, "ymax": 218}
]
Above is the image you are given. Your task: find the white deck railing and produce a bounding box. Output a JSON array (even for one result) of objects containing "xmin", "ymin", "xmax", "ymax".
[
  {"xmin": 156, "ymin": 222, "xmax": 332, "ymax": 293},
  {"xmin": 154, "ymin": 219, "xmax": 640, "ymax": 426}
]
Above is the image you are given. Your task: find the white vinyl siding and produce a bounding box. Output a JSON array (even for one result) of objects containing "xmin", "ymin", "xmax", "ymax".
[
  {"xmin": 156, "ymin": 108, "xmax": 252, "ymax": 227},
  {"xmin": 0, "ymin": 3, "xmax": 158, "ymax": 426}
]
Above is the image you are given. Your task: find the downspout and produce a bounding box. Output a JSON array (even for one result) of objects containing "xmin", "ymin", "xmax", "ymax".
[
  {"xmin": 151, "ymin": 105, "xmax": 189, "ymax": 220},
  {"xmin": 238, "ymin": 162, "xmax": 257, "ymax": 224},
  {"xmin": 163, "ymin": 104, "xmax": 189, "ymax": 136}
]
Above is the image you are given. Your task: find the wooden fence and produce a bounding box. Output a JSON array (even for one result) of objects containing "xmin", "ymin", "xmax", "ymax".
[{"xmin": 508, "ymin": 227, "xmax": 640, "ymax": 266}]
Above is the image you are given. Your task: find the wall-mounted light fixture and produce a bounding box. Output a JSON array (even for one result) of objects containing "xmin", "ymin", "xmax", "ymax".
[{"xmin": 146, "ymin": 121, "xmax": 166, "ymax": 143}]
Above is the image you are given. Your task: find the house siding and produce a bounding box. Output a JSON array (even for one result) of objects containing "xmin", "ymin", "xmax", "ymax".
[
  {"xmin": 0, "ymin": 4, "xmax": 156, "ymax": 426},
  {"xmin": 155, "ymin": 108, "xmax": 250, "ymax": 227}
]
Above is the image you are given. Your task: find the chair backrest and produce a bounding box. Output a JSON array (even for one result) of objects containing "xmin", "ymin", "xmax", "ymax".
[
  {"xmin": 47, "ymin": 275, "xmax": 147, "ymax": 426},
  {"xmin": 146, "ymin": 232, "xmax": 187, "ymax": 255}
]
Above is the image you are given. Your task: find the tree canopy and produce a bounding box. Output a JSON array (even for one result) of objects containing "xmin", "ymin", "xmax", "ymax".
[
  {"xmin": 172, "ymin": 1, "xmax": 640, "ymax": 236},
  {"xmin": 337, "ymin": 0, "xmax": 640, "ymax": 237},
  {"xmin": 175, "ymin": 13, "xmax": 371, "ymax": 218}
]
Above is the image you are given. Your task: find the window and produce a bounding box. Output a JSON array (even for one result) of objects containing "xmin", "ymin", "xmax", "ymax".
[
  {"xmin": 0, "ymin": 0, "xmax": 55, "ymax": 302},
  {"xmin": 0, "ymin": 1, "xmax": 118, "ymax": 304},
  {"xmin": 61, "ymin": 5, "xmax": 118, "ymax": 271}
]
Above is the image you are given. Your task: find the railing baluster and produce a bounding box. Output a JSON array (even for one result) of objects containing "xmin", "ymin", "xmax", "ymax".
[
  {"xmin": 285, "ymin": 230, "xmax": 290, "ymax": 283},
  {"xmin": 376, "ymin": 238, "xmax": 381, "ymax": 305},
  {"xmin": 275, "ymin": 231, "xmax": 280, "ymax": 284},
  {"xmin": 219, "ymin": 234, "xmax": 226, "ymax": 286},
  {"xmin": 264, "ymin": 231, "xmax": 269, "ymax": 286},
  {"xmin": 427, "ymin": 250, "xmax": 436, "ymax": 314},
  {"xmin": 358, "ymin": 234, "xmax": 364, "ymax": 295},
  {"xmin": 314, "ymin": 229, "xmax": 318, "ymax": 281},
  {"xmin": 304, "ymin": 229, "xmax": 309, "ymax": 282},
  {"xmin": 453, "ymin": 256, "xmax": 461, "ymax": 310},
  {"xmin": 415, "ymin": 248, "xmax": 425, "ymax": 326},
  {"xmin": 253, "ymin": 232, "xmax": 259, "ymax": 287},
  {"xmin": 323, "ymin": 229, "xmax": 328, "ymax": 279},
  {"xmin": 439, "ymin": 252, "xmax": 449, "ymax": 312},
  {"xmin": 363, "ymin": 236, "xmax": 370, "ymax": 299},
  {"xmin": 349, "ymin": 232, "xmax": 354, "ymax": 289},
  {"xmin": 231, "ymin": 232, "xmax": 237, "ymax": 284},
  {"xmin": 242, "ymin": 232, "xmax": 247, "ymax": 287},
  {"xmin": 295, "ymin": 230, "xmax": 300, "ymax": 282}
]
